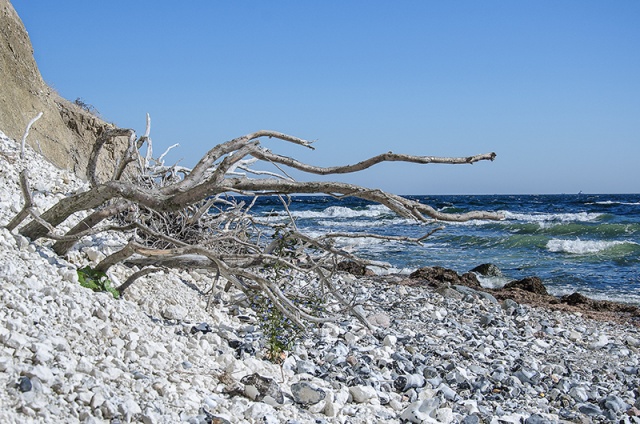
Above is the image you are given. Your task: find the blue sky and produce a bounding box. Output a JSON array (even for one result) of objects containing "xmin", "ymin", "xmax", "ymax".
[{"xmin": 12, "ymin": 1, "xmax": 640, "ymax": 194}]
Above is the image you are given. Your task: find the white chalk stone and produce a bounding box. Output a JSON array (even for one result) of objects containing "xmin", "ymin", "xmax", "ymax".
[
  {"xmin": 436, "ymin": 407, "xmax": 454, "ymax": 423},
  {"xmin": 589, "ymin": 334, "xmax": 609, "ymax": 349},
  {"xmin": 119, "ymin": 398, "xmax": 142, "ymax": 421},
  {"xmin": 349, "ymin": 385, "xmax": 378, "ymax": 404},
  {"xmin": 400, "ymin": 399, "xmax": 440, "ymax": 424},
  {"xmin": 85, "ymin": 248, "xmax": 104, "ymax": 263},
  {"xmin": 141, "ymin": 408, "xmax": 162, "ymax": 424},
  {"xmin": 90, "ymin": 391, "xmax": 105, "ymax": 409},
  {"xmin": 383, "ymin": 334, "xmax": 397, "ymax": 347},
  {"xmin": 161, "ymin": 304, "xmax": 188, "ymax": 321}
]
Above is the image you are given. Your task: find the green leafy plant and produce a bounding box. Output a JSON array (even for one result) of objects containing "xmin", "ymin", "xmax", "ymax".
[
  {"xmin": 77, "ymin": 266, "xmax": 119, "ymax": 299},
  {"xmin": 251, "ymin": 228, "xmax": 304, "ymax": 361},
  {"xmin": 251, "ymin": 293, "xmax": 301, "ymax": 363},
  {"xmin": 251, "ymin": 290, "xmax": 326, "ymax": 363}
]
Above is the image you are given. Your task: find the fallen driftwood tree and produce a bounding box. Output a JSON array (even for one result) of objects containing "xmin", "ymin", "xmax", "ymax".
[{"xmin": 7, "ymin": 114, "xmax": 502, "ymax": 330}]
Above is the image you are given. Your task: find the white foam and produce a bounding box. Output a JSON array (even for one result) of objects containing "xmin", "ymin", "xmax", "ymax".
[
  {"xmin": 476, "ymin": 274, "xmax": 511, "ymax": 289},
  {"xmin": 546, "ymin": 238, "xmax": 632, "ymax": 254},
  {"xmin": 333, "ymin": 236, "xmax": 399, "ymax": 249},
  {"xmin": 317, "ymin": 218, "xmax": 409, "ymax": 228},
  {"xmin": 593, "ymin": 201, "xmax": 640, "ymax": 206},
  {"xmin": 444, "ymin": 219, "xmax": 493, "ymax": 227},
  {"xmin": 503, "ymin": 211, "xmax": 603, "ymax": 224},
  {"xmin": 371, "ymin": 265, "xmax": 412, "ymax": 275},
  {"xmin": 291, "ymin": 204, "xmax": 392, "ymax": 219}
]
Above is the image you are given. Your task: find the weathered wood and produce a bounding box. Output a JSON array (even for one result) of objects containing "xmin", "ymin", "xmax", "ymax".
[{"xmin": 5, "ymin": 169, "xmax": 33, "ymax": 231}]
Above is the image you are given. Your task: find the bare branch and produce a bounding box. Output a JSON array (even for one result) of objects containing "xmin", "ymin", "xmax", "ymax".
[
  {"xmin": 116, "ymin": 266, "xmax": 160, "ymax": 294},
  {"xmin": 95, "ymin": 241, "xmax": 138, "ymax": 273},
  {"xmin": 87, "ymin": 128, "xmax": 134, "ymax": 186},
  {"xmin": 52, "ymin": 202, "xmax": 134, "ymax": 255},
  {"xmin": 113, "ymin": 132, "xmax": 139, "ymax": 181},
  {"xmin": 172, "ymin": 131, "xmax": 314, "ymax": 195},
  {"xmin": 316, "ymin": 267, "xmax": 373, "ymax": 330},
  {"xmin": 20, "ymin": 112, "xmax": 43, "ymax": 159},
  {"xmin": 143, "ymin": 113, "xmax": 152, "ymax": 167},
  {"xmin": 223, "ymin": 178, "xmax": 504, "ymax": 222},
  {"xmin": 157, "ymin": 143, "xmax": 180, "ymax": 166},
  {"xmin": 317, "ymin": 231, "xmax": 433, "ymax": 244},
  {"xmin": 5, "ymin": 170, "xmax": 34, "ymax": 231},
  {"xmin": 250, "ymin": 148, "xmax": 496, "ymax": 175}
]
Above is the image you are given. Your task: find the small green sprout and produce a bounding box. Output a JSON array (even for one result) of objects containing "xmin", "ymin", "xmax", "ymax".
[{"xmin": 77, "ymin": 266, "xmax": 119, "ymax": 299}]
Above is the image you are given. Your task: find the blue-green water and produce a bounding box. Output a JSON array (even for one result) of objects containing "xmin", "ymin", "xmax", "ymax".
[{"xmin": 249, "ymin": 194, "xmax": 640, "ymax": 305}]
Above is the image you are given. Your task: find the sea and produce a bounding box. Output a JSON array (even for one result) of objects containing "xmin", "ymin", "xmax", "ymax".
[{"xmin": 247, "ymin": 194, "xmax": 640, "ymax": 306}]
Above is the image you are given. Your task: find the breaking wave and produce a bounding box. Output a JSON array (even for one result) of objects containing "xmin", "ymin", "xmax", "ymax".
[
  {"xmin": 546, "ymin": 238, "xmax": 638, "ymax": 255},
  {"xmin": 503, "ymin": 211, "xmax": 604, "ymax": 224},
  {"xmin": 289, "ymin": 204, "xmax": 392, "ymax": 219}
]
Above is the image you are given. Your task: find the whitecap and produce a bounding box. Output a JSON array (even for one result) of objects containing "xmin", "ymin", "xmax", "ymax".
[
  {"xmin": 317, "ymin": 218, "xmax": 409, "ymax": 228},
  {"xmin": 370, "ymin": 265, "xmax": 413, "ymax": 275},
  {"xmin": 444, "ymin": 219, "xmax": 494, "ymax": 227},
  {"xmin": 503, "ymin": 211, "xmax": 602, "ymax": 224},
  {"xmin": 317, "ymin": 219, "xmax": 381, "ymax": 228},
  {"xmin": 592, "ymin": 201, "xmax": 640, "ymax": 206},
  {"xmin": 291, "ymin": 204, "xmax": 392, "ymax": 219},
  {"xmin": 332, "ymin": 236, "xmax": 400, "ymax": 249},
  {"xmin": 546, "ymin": 238, "xmax": 633, "ymax": 254},
  {"xmin": 476, "ymin": 274, "xmax": 512, "ymax": 289}
]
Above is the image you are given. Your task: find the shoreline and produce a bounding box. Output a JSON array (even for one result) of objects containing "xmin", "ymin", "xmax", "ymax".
[
  {"xmin": 382, "ymin": 265, "xmax": 640, "ymax": 328},
  {"xmin": 258, "ymin": 192, "xmax": 640, "ymax": 308}
]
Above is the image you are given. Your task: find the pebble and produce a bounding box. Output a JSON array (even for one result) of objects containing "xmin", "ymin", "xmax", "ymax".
[
  {"xmin": 395, "ymin": 374, "xmax": 426, "ymax": 392},
  {"xmin": 578, "ymin": 402, "xmax": 603, "ymax": 416},
  {"xmin": 367, "ymin": 312, "xmax": 391, "ymax": 328},
  {"xmin": 119, "ymin": 398, "xmax": 142, "ymax": 421},
  {"xmin": 601, "ymin": 394, "xmax": 629, "ymax": 413},
  {"xmin": 296, "ymin": 359, "xmax": 317, "ymax": 375},
  {"xmin": 462, "ymin": 415, "xmax": 480, "ymax": 424},
  {"xmin": 191, "ymin": 322, "xmax": 212, "ymax": 334},
  {"xmin": 569, "ymin": 385, "xmax": 589, "ymax": 402},
  {"xmin": 290, "ymin": 382, "xmax": 326, "ymax": 406},
  {"xmin": 349, "ymin": 385, "xmax": 378, "ymax": 403},
  {"xmin": 240, "ymin": 373, "xmax": 284, "ymax": 405},
  {"xmin": 383, "ymin": 334, "xmax": 397, "ymax": 347},
  {"xmin": 17, "ymin": 376, "xmax": 32, "ymax": 392},
  {"xmin": 161, "ymin": 304, "xmax": 188, "ymax": 321},
  {"xmin": 400, "ymin": 398, "xmax": 441, "ymax": 423}
]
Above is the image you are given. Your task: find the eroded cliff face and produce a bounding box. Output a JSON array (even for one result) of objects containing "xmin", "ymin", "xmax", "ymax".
[{"xmin": 0, "ymin": 0, "xmax": 128, "ymax": 180}]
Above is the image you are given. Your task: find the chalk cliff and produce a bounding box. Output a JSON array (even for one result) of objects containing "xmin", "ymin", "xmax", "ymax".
[{"xmin": 0, "ymin": 0, "xmax": 127, "ymax": 180}]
